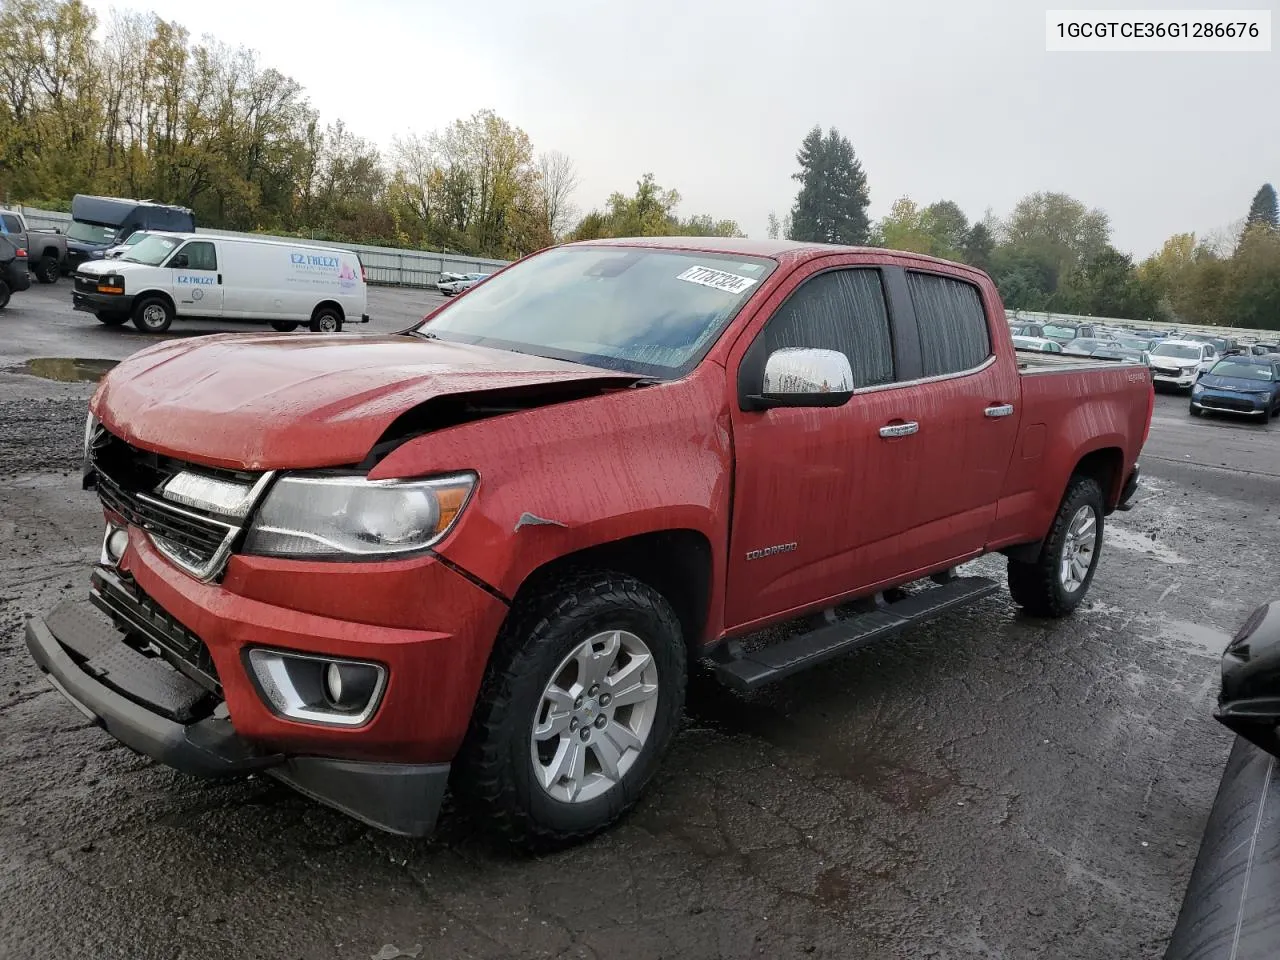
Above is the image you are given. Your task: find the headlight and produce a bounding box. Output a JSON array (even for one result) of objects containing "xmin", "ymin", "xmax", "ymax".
[
  {"xmin": 243, "ymin": 472, "xmax": 476, "ymax": 559},
  {"xmin": 1192, "ymin": 384, "xmax": 1204, "ymax": 395}
]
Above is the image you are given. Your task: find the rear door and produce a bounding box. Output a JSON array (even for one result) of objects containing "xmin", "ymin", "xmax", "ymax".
[
  {"xmin": 169, "ymin": 239, "xmax": 224, "ymax": 316},
  {"xmin": 895, "ymin": 269, "xmax": 1022, "ymax": 566}
]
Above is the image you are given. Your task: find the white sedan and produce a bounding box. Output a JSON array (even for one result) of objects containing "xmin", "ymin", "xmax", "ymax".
[{"xmin": 436, "ymin": 272, "xmax": 490, "ymax": 296}]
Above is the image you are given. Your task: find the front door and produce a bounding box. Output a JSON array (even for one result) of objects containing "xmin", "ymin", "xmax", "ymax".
[
  {"xmin": 169, "ymin": 240, "xmax": 223, "ymax": 316},
  {"xmin": 724, "ymin": 262, "xmax": 923, "ymax": 630}
]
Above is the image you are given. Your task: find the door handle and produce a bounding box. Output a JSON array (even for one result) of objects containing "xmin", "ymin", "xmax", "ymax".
[
  {"xmin": 985, "ymin": 404, "xmax": 1015, "ymax": 418},
  {"xmin": 879, "ymin": 421, "xmax": 919, "ymax": 438}
]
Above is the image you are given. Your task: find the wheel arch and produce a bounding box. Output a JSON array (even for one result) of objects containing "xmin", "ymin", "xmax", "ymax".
[
  {"xmin": 312, "ymin": 299, "xmax": 345, "ymax": 321},
  {"xmin": 502, "ymin": 528, "xmax": 714, "ymax": 663},
  {"xmin": 133, "ymin": 289, "xmax": 176, "ymax": 312}
]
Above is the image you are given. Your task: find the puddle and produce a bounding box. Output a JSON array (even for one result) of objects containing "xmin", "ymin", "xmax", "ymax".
[
  {"xmin": 1106, "ymin": 527, "xmax": 1190, "ymax": 565},
  {"xmin": 6, "ymin": 357, "xmax": 118, "ymax": 382},
  {"xmin": 1160, "ymin": 619, "xmax": 1229, "ymax": 657}
]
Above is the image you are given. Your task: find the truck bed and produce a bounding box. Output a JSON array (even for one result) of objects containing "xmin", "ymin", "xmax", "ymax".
[{"xmin": 1015, "ymin": 349, "xmax": 1141, "ymax": 374}]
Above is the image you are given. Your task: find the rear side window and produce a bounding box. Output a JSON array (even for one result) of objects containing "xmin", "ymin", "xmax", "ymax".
[
  {"xmin": 0, "ymin": 214, "xmax": 20, "ymax": 232},
  {"xmin": 181, "ymin": 241, "xmax": 217, "ymax": 271},
  {"xmin": 762, "ymin": 268, "xmax": 894, "ymax": 388},
  {"xmin": 907, "ymin": 272, "xmax": 991, "ymax": 377}
]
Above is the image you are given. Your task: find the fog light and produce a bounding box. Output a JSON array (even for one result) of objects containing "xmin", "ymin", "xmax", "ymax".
[
  {"xmin": 323, "ymin": 661, "xmax": 380, "ymax": 711},
  {"xmin": 246, "ymin": 649, "xmax": 386, "ymax": 726},
  {"xmin": 106, "ymin": 528, "xmax": 129, "ymax": 561}
]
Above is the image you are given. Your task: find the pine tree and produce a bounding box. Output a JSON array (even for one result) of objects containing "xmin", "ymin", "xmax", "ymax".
[
  {"xmin": 1246, "ymin": 184, "xmax": 1279, "ymax": 230},
  {"xmin": 787, "ymin": 125, "xmax": 870, "ymax": 245}
]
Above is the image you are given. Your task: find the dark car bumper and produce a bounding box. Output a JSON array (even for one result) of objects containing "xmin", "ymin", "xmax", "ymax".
[
  {"xmin": 1192, "ymin": 388, "xmax": 1273, "ymax": 416},
  {"xmin": 72, "ymin": 290, "xmax": 135, "ymax": 315},
  {"xmin": 26, "ymin": 592, "xmax": 450, "ymax": 837},
  {"xmin": 3, "ymin": 261, "xmax": 31, "ymax": 292}
]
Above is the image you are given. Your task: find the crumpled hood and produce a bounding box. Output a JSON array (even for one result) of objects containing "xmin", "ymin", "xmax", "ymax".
[{"xmin": 91, "ymin": 333, "xmax": 640, "ymax": 470}]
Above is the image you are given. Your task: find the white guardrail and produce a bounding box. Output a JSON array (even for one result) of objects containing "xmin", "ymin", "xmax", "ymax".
[{"xmin": 16, "ymin": 206, "xmax": 514, "ymax": 290}]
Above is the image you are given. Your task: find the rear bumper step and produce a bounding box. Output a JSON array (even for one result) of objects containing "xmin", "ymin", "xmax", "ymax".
[{"xmin": 713, "ymin": 575, "xmax": 999, "ymax": 692}]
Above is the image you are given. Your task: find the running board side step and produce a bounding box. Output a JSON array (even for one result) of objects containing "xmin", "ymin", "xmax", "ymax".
[{"xmin": 712, "ymin": 576, "xmax": 999, "ymax": 692}]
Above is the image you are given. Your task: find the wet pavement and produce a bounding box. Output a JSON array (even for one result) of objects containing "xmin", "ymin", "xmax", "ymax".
[{"xmin": 2, "ymin": 282, "xmax": 1277, "ymax": 959}]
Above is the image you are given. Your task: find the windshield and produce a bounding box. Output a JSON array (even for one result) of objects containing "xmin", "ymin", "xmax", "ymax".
[
  {"xmin": 1209, "ymin": 360, "xmax": 1274, "ymax": 381},
  {"xmin": 416, "ymin": 246, "xmax": 777, "ymax": 377},
  {"xmin": 66, "ymin": 221, "xmax": 117, "ymax": 244},
  {"xmin": 122, "ymin": 234, "xmax": 182, "ymax": 265},
  {"xmin": 1152, "ymin": 343, "xmax": 1201, "ymax": 360},
  {"xmin": 121, "ymin": 232, "xmax": 149, "ymax": 247},
  {"xmin": 1042, "ymin": 324, "xmax": 1078, "ymax": 339}
]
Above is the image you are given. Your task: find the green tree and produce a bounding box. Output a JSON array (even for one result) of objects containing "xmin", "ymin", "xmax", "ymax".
[
  {"xmin": 919, "ymin": 200, "xmax": 969, "ymax": 260},
  {"xmin": 787, "ymin": 125, "xmax": 870, "ymax": 244},
  {"xmin": 569, "ymin": 173, "xmax": 742, "ymax": 240},
  {"xmin": 962, "ymin": 221, "xmax": 994, "ymax": 272},
  {"xmin": 1001, "ymin": 192, "xmax": 1111, "ymax": 288},
  {"xmin": 1227, "ymin": 226, "xmax": 1280, "ymax": 329},
  {"xmin": 872, "ymin": 197, "xmax": 932, "ymax": 252},
  {"xmin": 1246, "ymin": 183, "xmax": 1279, "ymax": 230}
]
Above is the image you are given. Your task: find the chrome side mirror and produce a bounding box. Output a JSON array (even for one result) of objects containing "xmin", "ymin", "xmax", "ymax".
[{"xmin": 753, "ymin": 348, "xmax": 854, "ymax": 409}]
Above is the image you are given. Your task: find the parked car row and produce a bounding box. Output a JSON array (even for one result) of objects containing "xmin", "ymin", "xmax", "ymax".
[{"xmin": 1008, "ymin": 316, "xmax": 1280, "ymax": 425}]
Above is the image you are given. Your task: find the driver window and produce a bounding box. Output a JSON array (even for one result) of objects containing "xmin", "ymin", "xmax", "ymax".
[
  {"xmin": 761, "ymin": 269, "xmax": 895, "ymax": 389},
  {"xmin": 180, "ymin": 241, "xmax": 217, "ymax": 272}
]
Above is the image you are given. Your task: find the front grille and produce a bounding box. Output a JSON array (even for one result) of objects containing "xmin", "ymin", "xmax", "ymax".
[
  {"xmin": 89, "ymin": 427, "xmax": 264, "ymax": 580},
  {"xmin": 91, "ymin": 567, "xmax": 222, "ymax": 695},
  {"xmin": 1200, "ymin": 395, "xmax": 1256, "ymax": 413},
  {"xmin": 74, "ymin": 273, "xmax": 100, "ymax": 292}
]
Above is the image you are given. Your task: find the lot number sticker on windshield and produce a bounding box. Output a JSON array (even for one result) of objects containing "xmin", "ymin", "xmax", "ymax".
[{"xmin": 676, "ymin": 265, "xmax": 758, "ymax": 295}]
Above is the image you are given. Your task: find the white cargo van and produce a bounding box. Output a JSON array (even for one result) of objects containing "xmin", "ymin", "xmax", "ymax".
[{"xmin": 71, "ymin": 233, "xmax": 369, "ymax": 334}]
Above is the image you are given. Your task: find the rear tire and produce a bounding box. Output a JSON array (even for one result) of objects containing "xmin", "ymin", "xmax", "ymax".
[
  {"xmin": 309, "ymin": 306, "xmax": 342, "ymax": 333},
  {"xmin": 34, "ymin": 256, "xmax": 58, "ymax": 284},
  {"xmin": 270, "ymin": 321, "xmax": 299, "ymax": 332},
  {"xmin": 0, "ymin": 280, "xmax": 10, "ymax": 310},
  {"xmin": 95, "ymin": 312, "xmax": 127, "ymax": 327},
  {"xmin": 1008, "ymin": 476, "xmax": 1105, "ymax": 618},
  {"xmin": 132, "ymin": 296, "xmax": 173, "ymax": 334},
  {"xmin": 452, "ymin": 571, "xmax": 687, "ymax": 850}
]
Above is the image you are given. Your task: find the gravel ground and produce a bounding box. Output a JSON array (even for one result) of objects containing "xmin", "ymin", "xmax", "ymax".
[{"xmin": 2, "ymin": 281, "xmax": 1277, "ymax": 959}]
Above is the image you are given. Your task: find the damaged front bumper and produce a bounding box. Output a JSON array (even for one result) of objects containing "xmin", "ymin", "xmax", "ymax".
[{"xmin": 26, "ymin": 583, "xmax": 450, "ymax": 837}]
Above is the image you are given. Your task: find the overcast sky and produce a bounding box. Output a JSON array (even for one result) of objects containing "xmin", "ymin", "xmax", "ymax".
[{"xmin": 87, "ymin": 0, "xmax": 1276, "ymax": 258}]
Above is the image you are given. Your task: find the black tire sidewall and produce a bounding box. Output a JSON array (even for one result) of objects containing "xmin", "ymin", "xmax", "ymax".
[
  {"xmin": 0, "ymin": 280, "xmax": 9, "ymax": 309},
  {"xmin": 270, "ymin": 321, "xmax": 300, "ymax": 332},
  {"xmin": 37, "ymin": 256, "xmax": 58, "ymax": 283},
  {"xmin": 95, "ymin": 312, "xmax": 127, "ymax": 326},
  {"xmin": 309, "ymin": 309, "xmax": 342, "ymax": 333},
  {"xmin": 486, "ymin": 579, "xmax": 686, "ymax": 840},
  {"xmin": 132, "ymin": 297, "xmax": 173, "ymax": 333},
  {"xmin": 1046, "ymin": 479, "xmax": 1105, "ymax": 611}
]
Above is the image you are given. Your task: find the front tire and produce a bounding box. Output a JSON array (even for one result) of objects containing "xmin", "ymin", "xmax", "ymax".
[
  {"xmin": 1008, "ymin": 476, "xmax": 1105, "ymax": 618},
  {"xmin": 270, "ymin": 321, "xmax": 299, "ymax": 332},
  {"xmin": 34, "ymin": 256, "xmax": 59, "ymax": 284},
  {"xmin": 453, "ymin": 572, "xmax": 687, "ymax": 850},
  {"xmin": 131, "ymin": 296, "xmax": 173, "ymax": 333},
  {"xmin": 1190, "ymin": 404, "xmax": 1202, "ymax": 417},
  {"xmin": 0, "ymin": 279, "xmax": 10, "ymax": 310},
  {"xmin": 95, "ymin": 311, "xmax": 127, "ymax": 327}
]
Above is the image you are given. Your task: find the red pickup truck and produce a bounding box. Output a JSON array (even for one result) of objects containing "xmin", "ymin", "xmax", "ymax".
[{"xmin": 27, "ymin": 238, "xmax": 1152, "ymax": 847}]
